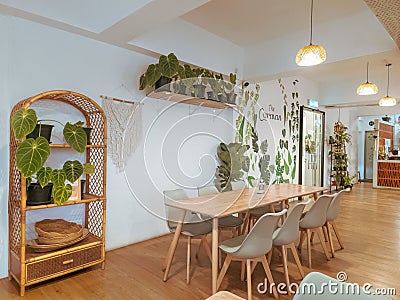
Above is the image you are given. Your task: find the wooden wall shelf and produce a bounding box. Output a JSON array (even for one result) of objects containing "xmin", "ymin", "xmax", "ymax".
[{"xmin": 147, "ymin": 91, "xmax": 235, "ymax": 109}]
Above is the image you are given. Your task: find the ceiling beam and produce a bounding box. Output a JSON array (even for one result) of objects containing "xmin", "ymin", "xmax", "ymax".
[{"xmin": 99, "ymin": 0, "xmax": 210, "ymax": 44}]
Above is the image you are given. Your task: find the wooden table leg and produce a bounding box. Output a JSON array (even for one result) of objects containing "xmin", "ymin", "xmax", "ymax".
[
  {"xmin": 212, "ymin": 217, "xmax": 219, "ymax": 294},
  {"xmin": 313, "ymin": 192, "xmax": 318, "ymax": 200},
  {"xmin": 163, "ymin": 211, "xmax": 186, "ymax": 282}
]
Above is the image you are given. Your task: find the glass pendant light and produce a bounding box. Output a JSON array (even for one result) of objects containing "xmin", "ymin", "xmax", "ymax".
[
  {"xmin": 379, "ymin": 64, "xmax": 396, "ymax": 107},
  {"xmin": 296, "ymin": 0, "xmax": 326, "ymax": 66},
  {"xmin": 356, "ymin": 62, "xmax": 378, "ymax": 95}
]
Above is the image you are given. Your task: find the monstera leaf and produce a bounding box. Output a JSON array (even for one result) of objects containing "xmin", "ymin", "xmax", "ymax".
[
  {"xmin": 63, "ymin": 122, "xmax": 87, "ymax": 153},
  {"xmin": 159, "ymin": 53, "xmax": 179, "ymax": 78},
  {"xmin": 11, "ymin": 108, "xmax": 38, "ymax": 140},
  {"xmin": 16, "ymin": 137, "xmax": 50, "ymax": 178},
  {"xmin": 37, "ymin": 167, "xmax": 53, "ymax": 188},
  {"xmin": 63, "ymin": 160, "xmax": 83, "ymax": 183},
  {"xmin": 83, "ymin": 163, "xmax": 95, "ymax": 174},
  {"xmin": 51, "ymin": 169, "xmax": 66, "ymax": 186},
  {"xmin": 53, "ymin": 183, "xmax": 72, "ymax": 205}
]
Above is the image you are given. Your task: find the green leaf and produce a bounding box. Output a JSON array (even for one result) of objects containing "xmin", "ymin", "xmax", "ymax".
[
  {"xmin": 83, "ymin": 163, "xmax": 95, "ymax": 174},
  {"xmin": 63, "ymin": 122, "xmax": 87, "ymax": 153},
  {"xmin": 11, "ymin": 108, "xmax": 37, "ymax": 140},
  {"xmin": 238, "ymin": 117, "xmax": 245, "ymax": 143},
  {"xmin": 53, "ymin": 183, "xmax": 72, "ymax": 205},
  {"xmin": 139, "ymin": 73, "xmax": 146, "ymax": 90},
  {"xmin": 159, "ymin": 53, "xmax": 179, "ymax": 78},
  {"xmin": 51, "ymin": 169, "xmax": 66, "ymax": 186},
  {"xmin": 288, "ymin": 151, "xmax": 292, "ymax": 165},
  {"xmin": 63, "ymin": 160, "xmax": 83, "ymax": 183},
  {"xmin": 26, "ymin": 177, "xmax": 32, "ymax": 188},
  {"xmin": 282, "ymin": 128, "xmax": 286, "ymax": 138},
  {"xmin": 145, "ymin": 64, "xmax": 161, "ymax": 87},
  {"xmin": 284, "ymin": 160, "xmax": 289, "ymax": 175},
  {"xmin": 291, "ymin": 162, "xmax": 297, "ymax": 180},
  {"xmin": 37, "ymin": 167, "xmax": 53, "ymax": 188},
  {"xmin": 16, "ymin": 137, "xmax": 50, "ymax": 178}
]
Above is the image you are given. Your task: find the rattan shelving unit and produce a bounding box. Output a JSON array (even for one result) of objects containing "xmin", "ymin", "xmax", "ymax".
[{"xmin": 8, "ymin": 90, "xmax": 107, "ymax": 296}]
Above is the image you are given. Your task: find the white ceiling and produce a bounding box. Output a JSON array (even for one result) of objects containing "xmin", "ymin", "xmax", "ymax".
[{"xmin": 0, "ymin": 0, "xmax": 399, "ymax": 105}]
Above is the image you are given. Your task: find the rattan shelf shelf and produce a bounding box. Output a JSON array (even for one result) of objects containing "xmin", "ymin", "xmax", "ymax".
[
  {"xmin": 147, "ymin": 91, "xmax": 236, "ymax": 109},
  {"xmin": 24, "ymin": 194, "xmax": 105, "ymax": 211},
  {"xmin": 8, "ymin": 90, "xmax": 107, "ymax": 296}
]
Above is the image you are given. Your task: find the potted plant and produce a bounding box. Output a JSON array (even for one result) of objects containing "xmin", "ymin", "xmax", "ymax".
[
  {"xmin": 139, "ymin": 53, "xmax": 179, "ymax": 92},
  {"xmin": 11, "ymin": 107, "xmax": 95, "ymax": 205},
  {"xmin": 223, "ymin": 73, "xmax": 237, "ymax": 104}
]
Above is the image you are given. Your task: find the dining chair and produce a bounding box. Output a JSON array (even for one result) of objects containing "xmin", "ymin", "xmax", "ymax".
[
  {"xmin": 217, "ymin": 210, "xmax": 287, "ymax": 299},
  {"xmin": 163, "ymin": 189, "xmax": 212, "ymax": 284},
  {"xmin": 324, "ymin": 189, "xmax": 349, "ymax": 257},
  {"xmin": 198, "ymin": 185, "xmax": 243, "ymax": 233},
  {"xmin": 267, "ymin": 199, "xmax": 310, "ymax": 293},
  {"xmin": 298, "ymin": 195, "xmax": 334, "ymax": 268}
]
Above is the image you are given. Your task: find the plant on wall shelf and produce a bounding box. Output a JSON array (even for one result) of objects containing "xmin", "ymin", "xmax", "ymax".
[
  {"xmin": 215, "ymin": 142, "xmax": 250, "ymax": 191},
  {"xmin": 11, "ymin": 108, "xmax": 95, "ymax": 205}
]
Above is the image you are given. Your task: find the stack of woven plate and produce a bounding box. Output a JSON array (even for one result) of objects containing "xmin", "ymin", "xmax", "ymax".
[{"xmin": 28, "ymin": 219, "xmax": 88, "ymax": 252}]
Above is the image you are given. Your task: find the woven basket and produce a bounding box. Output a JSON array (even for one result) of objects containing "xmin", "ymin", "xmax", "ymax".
[{"xmin": 35, "ymin": 219, "xmax": 83, "ymax": 245}]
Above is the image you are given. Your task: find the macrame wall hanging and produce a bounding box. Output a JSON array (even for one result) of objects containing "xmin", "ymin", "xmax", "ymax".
[{"xmin": 100, "ymin": 92, "xmax": 143, "ymax": 172}]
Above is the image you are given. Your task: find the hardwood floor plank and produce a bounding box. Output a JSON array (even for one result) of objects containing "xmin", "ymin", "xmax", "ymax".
[{"xmin": 1, "ymin": 183, "xmax": 399, "ymax": 299}]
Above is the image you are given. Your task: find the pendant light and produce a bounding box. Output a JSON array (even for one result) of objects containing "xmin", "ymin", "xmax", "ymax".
[
  {"xmin": 356, "ymin": 62, "xmax": 378, "ymax": 95},
  {"xmin": 379, "ymin": 63, "xmax": 396, "ymax": 107},
  {"xmin": 296, "ymin": 0, "xmax": 326, "ymax": 66}
]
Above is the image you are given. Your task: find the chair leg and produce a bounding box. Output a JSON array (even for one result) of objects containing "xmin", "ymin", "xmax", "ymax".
[
  {"xmin": 267, "ymin": 249, "xmax": 273, "ymax": 264},
  {"xmin": 310, "ymin": 232, "xmax": 315, "ymax": 244},
  {"xmin": 331, "ymin": 221, "xmax": 344, "ymax": 249},
  {"xmin": 281, "ymin": 245, "xmax": 290, "ymax": 294},
  {"xmin": 217, "ymin": 254, "xmax": 232, "ymax": 289},
  {"xmin": 200, "ymin": 236, "xmax": 212, "ymax": 262},
  {"xmin": 298, "ymin": 230, "xmax": 306, "ymax": 251},
  {"xmin": 306, "ymin": 229, "xmax": 312, "ymax": 268},
  {"xmin": 246, "ymin": 259, "xmax": 252, "ymax": 300},
  {"xmin": 195, "ymin": 238, "xmax": 202, "ymax": 259},
  {"xmin": 326, "ymin": 223, "xmax": 335, "ymax": 258},
  {"xmin": 240, "ymin": 261, "xmax": 245, "ymax": 281},
  {"xmin": 323, "ymin": 225, "xmax": 329, "ymax": 242},
  {"xmin": 250, "ymin": 261, "xmax": 258, "ymax": 275},
  {"xmin": 241, "ymin": 212, "xmax": 250, "ymax": 235},
  {"xmin": 289, "ymin": 243, "xmax": 304, "ymax": 279},
  {"xmin": 260, "ymin": 256, "xmax": 279, "ymax": 299},
  {"xmin": 187, "ymin": 236, "xmax": 191, "ymax": 284},
  {"xmin": 316, "ymin": 228, "xmax": 331, "ymax": 261}
]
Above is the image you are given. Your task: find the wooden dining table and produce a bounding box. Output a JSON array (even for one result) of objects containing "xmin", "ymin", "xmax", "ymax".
[{"xmin": 162, "ymin": 183, "xmax": 327, "ymax": 295}]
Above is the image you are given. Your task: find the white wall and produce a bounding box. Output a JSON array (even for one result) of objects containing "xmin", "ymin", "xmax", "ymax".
[{"xmin": 0, "ymin": 15, "xmax": 233, "ymax": 278}]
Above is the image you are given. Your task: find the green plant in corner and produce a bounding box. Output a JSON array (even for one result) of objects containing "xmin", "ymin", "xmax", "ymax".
[{"xmin": 11, "ymin": 107, "xmax": 95, "ymax": 205}]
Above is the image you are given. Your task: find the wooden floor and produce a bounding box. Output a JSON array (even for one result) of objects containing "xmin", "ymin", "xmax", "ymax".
[{"xmin": 1, "ymin": 183, "xmax": 399, "ymax": 299}]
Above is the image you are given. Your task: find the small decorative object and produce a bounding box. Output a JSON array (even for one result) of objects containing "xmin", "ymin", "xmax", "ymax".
[
  {"xmin": 378, "ymin": 151, "xmax": 386, "ymax": 160},
  {"xmin": 68, "ymin": 179, "xmax": 81, "ymax": 201},
  {"xmin": 382, "ymin": 115, "xmax": 391, "ymax": 122},
  {"xmin": 369, "ymin": 120, "xmax": 374, "ymax": 126},
  {"xmin": 257, "ymin": 179, "xmax": 265, "ymax": 194},
  {"xmin": 35, "ymin": 219, "xmax": 83, "ymax": 245}
]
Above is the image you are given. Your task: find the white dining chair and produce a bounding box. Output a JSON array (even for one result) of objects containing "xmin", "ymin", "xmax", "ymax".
[
  {"xmin": 163, "ymin": 188, "xmax": 212, "ymax": 284},
  {"xmin": 268, "ymin": 199, "xmax": 310, "ymax": 293},
  {"xmin": 217, "ymin": 210, "xmax": 287, "ymax": 299},
  {"xmin": 325, "ymin": 189, "xmax": 349, "ymax": 257},
  {"xmin": 298, "ymin": 195, "xmax": 334, "ymax": 268}
]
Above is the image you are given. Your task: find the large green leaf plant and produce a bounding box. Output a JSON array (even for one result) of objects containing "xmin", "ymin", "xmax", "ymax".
[{"xmin": 11, "ymin": 107, "xmax": 95, "ymax": 205}]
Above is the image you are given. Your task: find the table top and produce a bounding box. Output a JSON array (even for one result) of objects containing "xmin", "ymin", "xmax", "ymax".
[{"xmin": 165, "ymin": 183, "xmax": 326, "ymax": 218}]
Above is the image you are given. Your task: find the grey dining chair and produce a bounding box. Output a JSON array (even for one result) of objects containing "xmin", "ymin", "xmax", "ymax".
[
  {"xmin": 198, "ymin": 185, "xmax": 243, "ymax": 233},
  {"xmin": 268, "ymin": 199, "xmax": 310, "ymax": 293},
  {"xmin": 163, "ymin": 189, "xmax": 212, "ymax": 284},
  {"xmin": 324, "ymin": 189, "xmax": 349, "ymax": 257},
  {"xmin": 217, "ymin": 210, "xmax": 287, "ymax": 299},
  {"xmin": 298, "ymin": 195, "xmax": 334, "ymax": 268}
]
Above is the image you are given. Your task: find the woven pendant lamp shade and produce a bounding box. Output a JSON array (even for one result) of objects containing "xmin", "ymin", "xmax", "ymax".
[
  {"xmin": 357, "ymin": 82, "xmax": 378, "ymax": 95},
  {"xmin": 296, "ymin": 44, "xmax": 326, "ymax": 66},
  {"xmin": 379, "ymin": 96, "xmax": 396, "ymax": 106}
]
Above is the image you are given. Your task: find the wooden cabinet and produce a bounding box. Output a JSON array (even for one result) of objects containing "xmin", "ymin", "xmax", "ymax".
[{"xmin": 8, "ymin": 90, "xmax": 107, "ymax": 296}]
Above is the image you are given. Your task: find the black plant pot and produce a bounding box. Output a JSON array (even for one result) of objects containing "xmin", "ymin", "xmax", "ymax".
[
  {"xmin": 207, "ymin": 91, "xmax": 217, "ymax": 101},
  {"xmin": 81, "ymin": 179, "xmax": 87, "ymax": 197},
  {"xmin": 83, "ymin": 127, "xmax": 92, "ymax": 145},
  {"xmin": 192, "ymin": 84, "xmax": 206, "ymax": 98},
  {"xmin": 392, "ymin": 149, "xmax": 398, "ymax": 155},
  {"xmin": 217, "ymin": 93, "xmax": 227, "ymax": 103},
  {"xmin": 155, "ymin": 76, "xmax": 172, "ymax": 92},
  {"xmin": 27, "ymin": 183, "xmax": 53, "ymax": 206},
  {"xmin": 26, "ymin": 124, "xmax": 54, "ymax": 143}
]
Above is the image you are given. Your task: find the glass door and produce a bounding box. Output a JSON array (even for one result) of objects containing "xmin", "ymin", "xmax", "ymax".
[{"xmin": 299, "ymin": 106, "xmax": 325, "ymax": 186}]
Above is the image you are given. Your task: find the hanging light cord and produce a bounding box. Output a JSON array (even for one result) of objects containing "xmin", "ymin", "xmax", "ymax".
[
  {"xmin": 386, "ymin": 63, "xmax": 391, "ymax": 96},
  {"xmin": 366, "ymin": 62, "xmax": 369, "ymax": 82},
  {"xmin": 309, "ymin": 0, "xmax": 314, "ymax": 45}
]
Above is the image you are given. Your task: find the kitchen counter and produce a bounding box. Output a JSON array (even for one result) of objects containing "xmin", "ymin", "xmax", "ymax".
[{"xmin": 373, "ymin": 160, "xmax": 400, "ymax": 189}]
